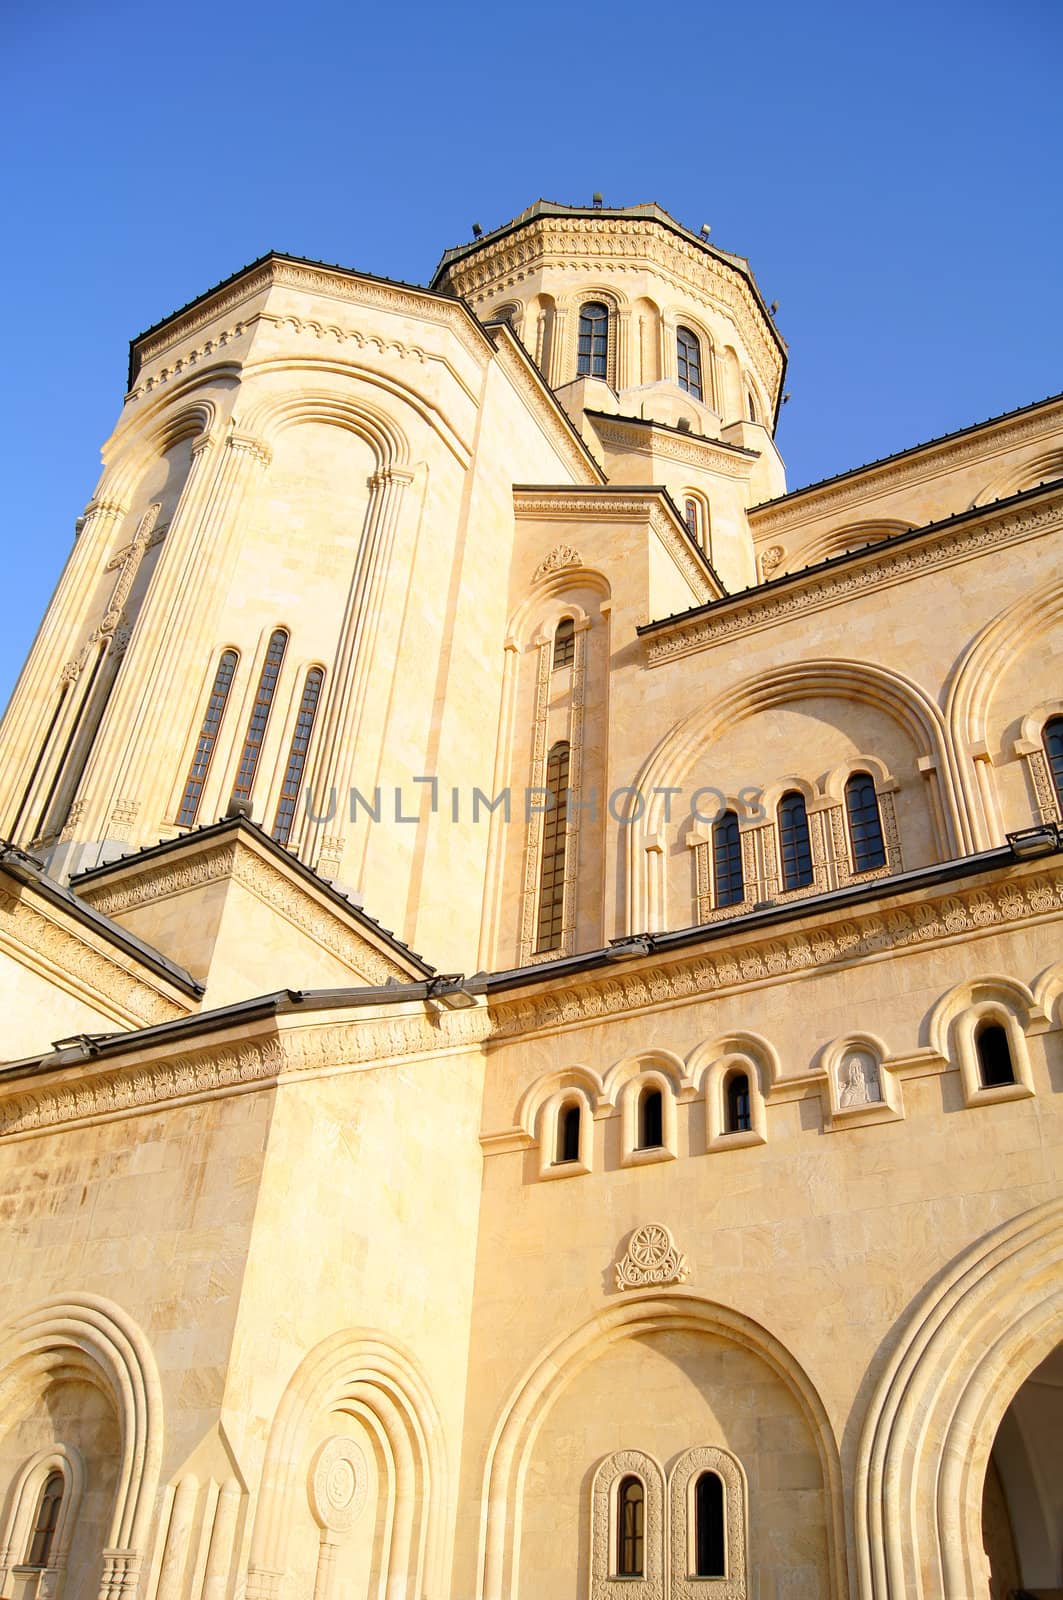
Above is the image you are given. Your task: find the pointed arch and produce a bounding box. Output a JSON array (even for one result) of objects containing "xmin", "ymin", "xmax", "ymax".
[
  {"xmin": 246, "ymin": 1328, "xmax": 447, "ymax": 1599},
  {"xmin": 626, "ymin": 659, "xmax": 966, "ymax": 933},
  {"xmin": 475, "ymin": 1293, "xmax": 845, "ymax": 1600},
  {"xmin": 0, "ymin": 1295, "xmax": 163, "ymax": 1555},
  {"xmin": 854, "ymin": 1195, "xmax": 1063, "ymax": 1600}
]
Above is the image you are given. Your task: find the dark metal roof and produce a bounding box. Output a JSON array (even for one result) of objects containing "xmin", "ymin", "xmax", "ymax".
[
  {"xmin": 70, "ymin": 812, "xmax": 435, "ymax": 975},
  {"xmin": 0, "ymin": 842, "xmax": 202, "ymax": 996},
  {"xmin": 638, "ymin": 473, "xmax": 1063, "ymax": 637},
  {"xmin": 751, "ymin": 389, "xmax": 1063, "ymax": 513}
]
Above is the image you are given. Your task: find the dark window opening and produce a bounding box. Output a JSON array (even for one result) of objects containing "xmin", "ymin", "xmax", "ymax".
[
  {"xmin": 558, "ymin": 1102, "xmax": 581, "ymax": 1164},
  {"xmin": 677, "ymin": 327, "xmax": 703, "ymax": 401},
  {"xmin": 778, "ymin": 791, "xmax": 813, "ymax": 891},
  {"xmin": 577, "ymin": 303, "xmax": 609, "ymax": 378},
  {"xmin": 638, "ymin": 1087, "xmax": 664, "ymax": 1149},
  {"xmin": 845, "ymin": 771, "xmax": 887, "ymax": 872},
  {"xmin": 617, "ymin": 1476, "xmax": 645, "ymax": 1577},
  {"xmin": 553, "ymin": 617, "xmax": 575, "ymax": 669},
  {"xmin": 27, "ymin": 1472, "xmax": 63, "ymax": 1568},
  {"xmin": 272, "ymin": 667, "xmax": 324, "ymax": 845},
  {"xmin": 694, "ymin": 1471, "xmax": 725, "ymax": 1578},
  {"xmin": 976, "ymin": 1021, "xmax": 1015, "ymax": 1088},
  {"xmin": 536, "ymin": 742, "xmax": 570, "ymax": 953},
  {"xmin": 231, "ymin": 628, "xmax": 288, "ymax": 806},
  {"xmin": 725, "ymin": 1072, "xmax": 752, "ymax": 1134},
  {"xmin": 1044, "ymin": 716, "xmax": 1063, "ymax": 815},
  {"xmin": 177, "ymin": 649, "xmax": 238, "ymax": 827},
  {"xmin": 712, "ymin": 810, "xmax": 744, "ymax": 908}
]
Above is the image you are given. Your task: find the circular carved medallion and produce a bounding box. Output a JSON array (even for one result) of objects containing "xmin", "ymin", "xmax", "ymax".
[{"xmin": 308, "ymin": 1435, "xmax": 369, "ymax": 1534}]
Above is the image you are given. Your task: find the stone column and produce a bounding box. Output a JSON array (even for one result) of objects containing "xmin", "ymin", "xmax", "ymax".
[{"xmin": 201, "ymin": 1479, "xmax": 241, "ymax": 1600}]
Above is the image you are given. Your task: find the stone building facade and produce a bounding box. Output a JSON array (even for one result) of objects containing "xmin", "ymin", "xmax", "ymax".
[{"xmin": 0, "ymin": 200, "xmax": 1059, "ymax": 1600}]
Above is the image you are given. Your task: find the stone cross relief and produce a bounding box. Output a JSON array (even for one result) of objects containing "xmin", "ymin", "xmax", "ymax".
[{"xmin": 63, "ymin": 505, "xmax": 164, "ymax": 680}]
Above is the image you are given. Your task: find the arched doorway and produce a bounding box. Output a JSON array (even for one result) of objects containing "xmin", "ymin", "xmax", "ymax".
[{"xmin": 982, "ymin": 1341, "xmax": 1063, "ymax": 1599}]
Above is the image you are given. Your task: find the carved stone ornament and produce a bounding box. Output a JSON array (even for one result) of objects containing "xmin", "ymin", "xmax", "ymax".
[
  {"xmin": 615, "ymin": 1223, "xmax": 690, "ymax": 1290},
  {"xmin": 308, "ymin": 1436, "xmax": 369, "ymax": 1536},
  {"xmin": 533, "ymin": 544, "xmax": 583, "ymax": 582}
]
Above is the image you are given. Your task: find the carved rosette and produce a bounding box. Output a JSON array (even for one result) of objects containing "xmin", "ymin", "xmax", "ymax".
[
  {"xmin": 615, "ymin": 1223, "xmax": 690, "ymax": 1290},
  {"xmin": 533, "ymin": 544, "xmax": 583, "ymax": 582},
  {"xmin": 308, "ymin": 1436, "xmax": 369, "ymax": 1536}
]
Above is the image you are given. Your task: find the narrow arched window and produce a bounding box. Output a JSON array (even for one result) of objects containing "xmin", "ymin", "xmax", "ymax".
[
  {"xmin": 713, "ymin": 810, "xmax": 744, "ymax": 908},
  {"xmin": 557, "ymin": 1101, "xmax": 581, "ymax": 1164},
  {"xmin": 975, "ymin": 1020, "xmax": 1015, "ymax": 1087},
  {"xmin": 845, "ymin": 771, "xmax": 887, "ymax": 872},
  {"xmin": 272, "ymin": 667, "xmax": 324, "ymax": 845},
  {"xmin": 177, "ymin": 649, "xmax": 239, "ymax": 827},
  {"xmin": 617, "ymin": 1476, "xmax": 645, "ymax": 1577},
  {"xmin": 535, "ymin": 741, "xmax": 570, "ymax": 953},
  {"xmin": 27, "ymin": 1472, "xmax": 64, "ymax": 1568},
  {"xmin": 725, "ymin": 1071, "xmax": 752, "ymax": 1133},
  {"xmin": 677, "ymin": 327, "xmax": 703, "ymax": 400},
  {"xmin": 778, "ymin": 791, "xmax": 813, "ymax": 890},
  {"xmin": 230, "ymin": 629, "xmax": 288, "ymax": 807},
  {"xmin": 553, "ymin": 617, "xmax": 575, "ymax": 669},
  {"xmin": 577, "ymin": 302, "xmax": 609, "ymax": 378},
  {"xmin": 1044, "ymin": 716, "xmax": 1063, "ymax": 815},
  {"xmin": 684, "ymin": 497, "xmax": 701, "ymax": 544},
  {"xmin": 747, "ymin": 388, "xmax": 758, "ymax": 422},
  {"xmin": 638, "ymin": 1086, "xmax": 663, "ymax": 1149},
  {"xmin": 694, "ymin": 1471, "xmax": 726, "ymax": 1577}
]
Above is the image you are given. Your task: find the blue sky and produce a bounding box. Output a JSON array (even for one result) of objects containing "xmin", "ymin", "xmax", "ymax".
[{"xmin": 1, "ymin": 0, "xmax": 1060, "ymax": 705}]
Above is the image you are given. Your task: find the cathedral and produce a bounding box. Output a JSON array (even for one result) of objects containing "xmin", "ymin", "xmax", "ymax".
[{"xmin": 0, "ymin": 198, "xmax": 1060, "ymax": 1600}]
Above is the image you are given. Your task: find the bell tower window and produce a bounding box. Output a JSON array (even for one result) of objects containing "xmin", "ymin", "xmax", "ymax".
[
  {"xmin": 577, "ymin": 302, "xmax": 610, "ymax": 378},
  {"xmin": 676, "ymin": 326, "xmax": 703, "ymax": 400}
]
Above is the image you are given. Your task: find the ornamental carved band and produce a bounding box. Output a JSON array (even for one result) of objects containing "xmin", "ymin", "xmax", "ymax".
[{"xmin": 616, "ymin": 1224, "xmax": 690, "ymax": 1290}]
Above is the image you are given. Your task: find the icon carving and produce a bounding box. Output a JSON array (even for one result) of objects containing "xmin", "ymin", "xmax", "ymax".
[{"xmin": 615, "ymin": 1222, "xmax": 690, "ymax": 1290}]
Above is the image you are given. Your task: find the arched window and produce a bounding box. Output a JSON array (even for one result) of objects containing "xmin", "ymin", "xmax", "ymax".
[
  {"xmin": 844, "ymin": 771, "xmax": 887, "ymax": 872},
  {"xmin": 27, "ymin": 1471, "xmax": 64, "ymax": 1568},
  {"xmin": 778, "ymin": 791, "xmax": 813, "ymax": 891},
  {"xmin": 577, "ymin": 302, "xmax": 609, "ymax": 378},
  {"xmin": 713, "ymin": 809, "xmax": 744, "ymax": 908},
  {"xmin": 684, "ymin": 497, "xmax": 700, "ymax": 541},
  {"xmin": 535, "ymin": 741, "xmax": 570, "ymax": 953},
  {"xmin": 747, "ymin": 388, "xmax": 759, "ymax": 422},
  {"xmin": 725, "ymin": 1071, "xmax": 752, "ymax": 1133},
  {"xmin": 638, "ymin": 1086, "xmax": 664, "ymax": 1149},
  {"xmin": 976, "ymin": 1020, "xmax": 1015, "ymax": 1088},
  {"xmin": 553, "ymin": 617, "xmax": 575, "ymax": 669},
  {"xmin": 272, "ymin": 667, "xmax": 324, "ymax": 845},
  {"xmin": 694, "ymin": 1471, "xmax": 726, "ymax": 1577},
  {"xmin": 230, "ymin": 629, "xmax": 288, "ymax": 807},
  {"xmin": 557, "ymin": 1101, "xmax": 581, "ymax": 1164},
  {"xmin": 676, "ymin": 327, "xmax": 703, "ymax": 401},
  {"xmin": 177, "ymin": 649, "xmax": 239, "ymax": 827},
  {"xmin": 617, "ymin": 1476, "xmax": 645, "ymax": 1577},
  {"xmin": 1044, "ymin": 716, "xmax": 1063, "ymax": 814}
]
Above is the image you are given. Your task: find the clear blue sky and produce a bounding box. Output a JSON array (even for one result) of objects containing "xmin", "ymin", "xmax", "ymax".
[{"xmin": 1, "ymin": 0, "xmax": 1060, "ymax": 706}]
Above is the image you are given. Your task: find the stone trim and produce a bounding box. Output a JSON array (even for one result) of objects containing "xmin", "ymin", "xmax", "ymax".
[
  {"xmin": 515, "ymin": 493, "xmax": 718, "ymax": 606},
  {"xmin": 645, "ymin": 499, "xmax": 1062, "ymax": 663},
  {"xmin": 590, "ymin": 417, "xmax": 757, "ymax": 478}
]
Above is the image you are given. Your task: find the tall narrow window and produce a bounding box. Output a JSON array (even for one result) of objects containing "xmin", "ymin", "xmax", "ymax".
[
  {"xmin": 778, "ymin": 791, "xmax": 813, "ymax": 891},
  {"xmin": 1044, "ymin": 716, "xmax": 1063, "ymax": 815},
  {"xmin": 684, "ymin": 497, "xmax": 700, "ymax": 542},
  {"xmin": 747, "ymin": 389, "xmax": 758, "ymax": 422},
  {"xmin": 694, "ymin": 1471, "xmax": 726, "ymax": 1577},
  {"xmin": 272, "ymin": 667, "xmax": 324, "ymax": 845},
  {"xmin": 27, "ymin": 1472, "xmax": 64, "ymax": 1568},
  {"xmin": 230, "ymin": 629, "xmax": 288, "ymax": 807},
  {"xmin": 676, "ymin": 327, "xmax": 703, "ymax": 400},
  {"xmin": 557, "ymin": 1102, "xmax": 581, "ymax": 1164},
  {"xmin": 177, "ymin": 650, "xmax": 239, "ymax": 827},
  {"xmin": 725, "ymin": 1072, "xmax": 752, "ymax": 1133},
  {"xmin": 638, "ymin": 1087, "xmax": 663, "ymax": 1149},
  {"xmin": 975, "ymin": 1021, "xmax": 1015, "ymax": 1088},
  {"xmin": 535, "ymin": 741, "xmax": 570, "ymax": 953},
  {"xmin": 713, "ymin": 810, "xmax": 744, "ymax": 908},
  {"xmin": 617, "ymin": 1477, "xmax": 645, "ymax": 1577},
  {"xmin": 577, "ymin": 302, "xmax": 609, "ymax": 378},
  {"xmin": 845, "ymin": 771, "xmax": 887, "ymax": 872},
  {"xmin": 553, "ymin": 617, "xmax": 575, "ymax": 669}
]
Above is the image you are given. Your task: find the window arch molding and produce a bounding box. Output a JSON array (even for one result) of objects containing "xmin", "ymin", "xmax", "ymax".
[
  {"xmin": 0, "ymin": 1443, "xmax": 85, "ymax": 1593},
  {"xmin": 818, "ymin": 1031, "xmax": 902, "ymax": 1127},
  {"xmin": 928, "ymin": 976, "xmax": 1044, "ymax": 1108},
  {"xmin": 689, "ymin": 1033, "xmax": 776, "ymax": 1152},
  {"xmin": 821, "ymin": 757, "xmax": 902, "ymax": 883},
  {"xmin": 679, "ymin": 489, "xmax": 712, "ymax": 556},
  {"xmin": 536, "ymin": 1084, "xmax": 595, "ymax": 1179},
  {"xmin": 1014, "ymin": 700, "xmax": 1063, "ymax": 824},
  {"xmin": 590, "ymin": 1449, "xmax": 665, "ymax": 1600},
  {"xmin": 609, "ymin": 1054, "xmax": 685, "ymax": 1167},
  {"xmin": 569, "ymin": 288, "xmax": 625, "ymax": 387},
  {"xmin": 669, "ymin": 1445, "xmax": 748, "ymax": 1600}
]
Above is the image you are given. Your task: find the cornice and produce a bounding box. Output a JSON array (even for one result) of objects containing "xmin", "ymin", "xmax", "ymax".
[
  {"xmin": 751, "ymin": 401, "xmax": 1063, "ymax": 532},
  {"xmin": 132, "ymin": 258, "xmax": 491, "ymax": 381},
  {"xmin": 0, "ymin": 1002, "xmax": 490, "ymax": 1140},
  {"xmin": 78, "ymin": 838, "xmax": 415, "ymax": 986},
  {"xmin": 0, "ymin": 887, "xmax": 188, "ymax": 1030},
  {"xmin": 487, "ymin": 861, "xmax": 1063, "ymax": 1042},
  {"xmin": 589, "ymin": 416, "xmax": 757, "ymax": 478},
  {"xmin": 644, "ymin": 497, "xmax": 1061, "ymax": 663}
]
